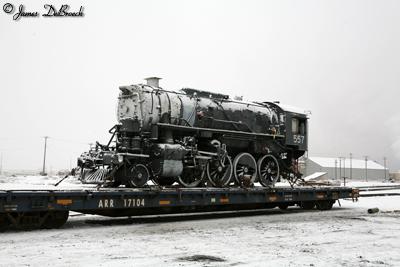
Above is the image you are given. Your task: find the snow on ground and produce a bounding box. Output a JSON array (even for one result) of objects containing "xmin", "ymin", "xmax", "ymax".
[
  {"xmin": 347, "ymin": 181, "xmax": 400, "ymax": 187},
  {"xmin": 0, "ymin": 176, "xmax": 400, "ymax": 266},
  {"xmin": 0, "ymin": 175, "xmax": 97, "ymax": 190}
]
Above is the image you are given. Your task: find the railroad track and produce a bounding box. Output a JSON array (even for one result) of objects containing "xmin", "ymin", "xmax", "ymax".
[
  {"xmin": 360, "ymin": 193, "xmax": 400, "ymax": 197},
  {"xmin": 356, "ymin": 185, "xmax": 400, "ymax": 197},
  {"xmin": 357, "ymin": 185, "xmax": 400, "ymax": 192}
]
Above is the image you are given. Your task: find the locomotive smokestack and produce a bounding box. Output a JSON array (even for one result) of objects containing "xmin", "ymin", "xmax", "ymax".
[{"xmin": 144, "ymin": 77, "xmax": 161, "ymax": 87}]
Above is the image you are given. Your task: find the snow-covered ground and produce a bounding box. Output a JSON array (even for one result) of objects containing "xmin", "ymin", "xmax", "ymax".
[
  {"xmin": 0, "ymin": 175, "xmax": 96, "ymax": 190},
  {"xmin": 0, "ymin": 176, "xmax": 400, "ymax": 266}
]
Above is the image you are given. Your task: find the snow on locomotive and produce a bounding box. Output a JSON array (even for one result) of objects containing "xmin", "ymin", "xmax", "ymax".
[{"xmin": 77, "ymin": 77, "xmax": 308, "ymax": 188}]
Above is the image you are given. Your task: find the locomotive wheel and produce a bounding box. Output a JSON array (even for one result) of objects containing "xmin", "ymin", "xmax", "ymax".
[
  {"xmin": 178, "ymin": 166, "xmax": 204, "ymax": 187},
  {"xmin": 125, "ymin": 164, "xmax": 150, "ymax": 188},
  {"xmin": 206, "ymin": 155, "xmax": 233, "ymax": 187},
  {"xmin": 257, "ymin": 154, "xmax": 280, "ymax": 187},
  {"xmin": 233, "ymin": 153, "xmax": 257, "ymax": 187}
]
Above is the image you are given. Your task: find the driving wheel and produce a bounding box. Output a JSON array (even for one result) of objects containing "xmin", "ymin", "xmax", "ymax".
[
  {"xmin": 233, "ymin": 153, "xmax": 257, "ymax": 187},
  {"xmin": 206, "ymin": 154, "xmax": 233, "ymax": 187},
  {"xmin": 257, "ymin": 154, "xmax": 280, "ymax": 187},
  {"xmin": 178, "ymin": 165, "xmax": 205, "ymax": 187}
]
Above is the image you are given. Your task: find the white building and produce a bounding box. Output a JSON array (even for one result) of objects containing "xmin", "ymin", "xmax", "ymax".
[{"xmin": 303, "ymin": 156, "xmax": 389, "ymax": 182}]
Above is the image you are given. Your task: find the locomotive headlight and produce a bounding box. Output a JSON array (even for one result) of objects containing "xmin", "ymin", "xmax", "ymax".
[{"xmin": 118, "ymin": 154, "xmax": 124, "ymax": 163}]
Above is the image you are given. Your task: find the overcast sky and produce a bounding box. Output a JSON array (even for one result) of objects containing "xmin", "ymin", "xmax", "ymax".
[{"xmin": 0, "ymin": 0, "xmax": 399, "ymax": 172}]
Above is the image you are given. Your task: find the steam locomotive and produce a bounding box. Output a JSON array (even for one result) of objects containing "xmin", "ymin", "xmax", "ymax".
[{"xmin": 77, "ymin": 77, "xmax": 308, "ymax": 188}]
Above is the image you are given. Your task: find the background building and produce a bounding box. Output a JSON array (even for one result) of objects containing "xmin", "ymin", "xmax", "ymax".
[
  {"xmin": 302, "ymin": 156, "xmax": 389, "ymax": 182},
  {"xmin": 389, "ymin": 171, "xmax": 400, "ymax": 182}
]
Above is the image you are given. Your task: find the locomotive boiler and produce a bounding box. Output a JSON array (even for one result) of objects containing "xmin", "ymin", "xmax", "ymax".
[{"xmin": 77, "ymin": 77, "xmax": 308, "ymax": 188}]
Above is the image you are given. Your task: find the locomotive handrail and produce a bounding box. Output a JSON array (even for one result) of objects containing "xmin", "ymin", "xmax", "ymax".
[
  {"xmin": 117, "ymin": 152, "xmax": 150, "ymax": 158},
  {"xmin": 197, "ymin": 150, "xmax": 218, "ymax": 156},
  {"xmin": 156, "ymin": 123, "xmax": 285, "ymax": 138},
  {"xmin": 203, "ymin": 116, "xmax": 253, "ymax": 132}
]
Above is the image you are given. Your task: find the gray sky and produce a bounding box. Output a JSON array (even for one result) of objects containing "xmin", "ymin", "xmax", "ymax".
[{"xmin": 1, "ymin": 0, "xmax": 399, "ymax": 172}]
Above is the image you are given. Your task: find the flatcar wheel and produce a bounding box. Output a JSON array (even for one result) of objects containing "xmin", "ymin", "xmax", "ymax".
[
  {"xmin": 316, "ymin": 200, "xmax": 335, "ymax": 210},
  {"xmin": 41, "ymin": 211, "xmax": 69, "ymax": 229},
  {"xmin": 278, "ymin": 204, "xmax": 289, "ymax": 210},
  {"xmin": 257, "ymin": 154, "xmax": 280, "ymax": 187},
  {"xmin": 178, "ymin": 167, "xmax": 204, "ymax": 188},
  {"xmin": 300, "ymin": 201, "xmax": 315, "ymax": 210},
  {"xmin": 0, "ymin": 214, "xmax": 9, "ymax": 232},
  {"xmin": 125, "ymin": 164, "xmax": 150, "ymax": 188},
  {"xmin": 206, "ymin": 155, "xmax": 233, "ymax": 187},
  {"xmin": 233, "ymin": 153, "xmax": 257, "ymax": 187}
]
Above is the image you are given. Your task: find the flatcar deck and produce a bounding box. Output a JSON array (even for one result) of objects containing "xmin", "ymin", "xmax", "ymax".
[{"xmin": 0, "ymin": 186, "xmax": 359, "ymax": 231}]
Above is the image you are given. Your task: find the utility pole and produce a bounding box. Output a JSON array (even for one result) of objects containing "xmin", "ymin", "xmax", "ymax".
[
  {"xmin": 364, "ymin": 156, "xmax": 368, "ymax": 182},
  {"xmin": 384, "ymin": 156, "xmax": 387, "ymax": 181},
  {"xmin": 42, "ymin": 136, "xmax": 49, "ymax": 176},
  {"xmin": 339, "ymin": 157, "xmax": 342, "ymax": 180},
  {"xmin": 0, "ymin": 152, "xmax": 3, "ymax": 176},
  {"xmin": 334, "ymin": 159, "xmax": 337, "ymax": 180},
  {"xmin": 342, "ymin": 157, "xmax": 346, "ymax": 179},
  {"xmin": 349, "ymin": 153, "xmax": 353, "ymax": 180}
]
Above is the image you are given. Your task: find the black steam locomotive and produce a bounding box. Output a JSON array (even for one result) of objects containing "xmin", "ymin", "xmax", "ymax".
[{"xmin": 77, "ymin": 77, "xmax": 308, "ymax": 188}]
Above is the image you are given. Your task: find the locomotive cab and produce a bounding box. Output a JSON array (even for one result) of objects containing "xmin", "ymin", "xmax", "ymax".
[{"xmin": 284, "ymin": 110, "xmax": 308, "ymax": 152}]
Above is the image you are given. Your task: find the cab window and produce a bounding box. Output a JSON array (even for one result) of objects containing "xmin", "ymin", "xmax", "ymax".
[
  {"xmin": 300, "ymin": 122, "xmax": 305, "ymax": 135},
  {"xmin": 292, "ymin": 118, "xmax": 306, "ymax": 135},
  {"xmin": 292, "ymin": 118, "xmax": 299, "ymax": 134}
]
